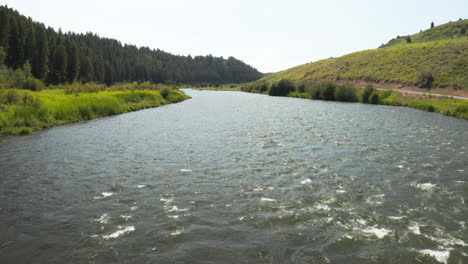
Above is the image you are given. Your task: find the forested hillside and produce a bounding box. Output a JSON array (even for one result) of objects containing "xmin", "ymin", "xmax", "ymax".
[{"xmin": 0, "ymin": 5, "xmax": 263, "ymax": 85}]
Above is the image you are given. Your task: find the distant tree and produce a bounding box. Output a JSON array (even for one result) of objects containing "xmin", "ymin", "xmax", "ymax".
[
  {"xmin": 461, "ymin": 27, "xmax": 466, "ymax": 35},
  {"xmin": 406, "ymin": 36, "xmax": 412, "ymax": 43},
  {"xmin": 49, "ymin": 44, "xmax": 68, "ymax": 84},
  {"xmin": 32, "ymin": 26, "xmax": 48, "ymax": 79},
  {"xmin": 431, "ymin": 22, "xmax": 434, "ymax": 28},
  {"xmin": 6, "ymin": 16, "xmax": 23, "ymax": 68},
  {"xmin": 0, "ymin": 8, "xmax": 10, "ymax": 48},
  {"xmin": 418, "ymin": 73, "xmax": 435, "ymax": 89},
  {"xmin": 66, "ymin": 40, "xmax": 80, "ymax": 82},
  {"xmin": 0, "ymin": 47, "xmax": 5, "ymax": 64}
]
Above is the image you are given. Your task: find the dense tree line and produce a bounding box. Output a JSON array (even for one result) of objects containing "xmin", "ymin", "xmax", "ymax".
[{"xmin": 0, "ymin": 6, "xmax": 264, "ymax": 85}]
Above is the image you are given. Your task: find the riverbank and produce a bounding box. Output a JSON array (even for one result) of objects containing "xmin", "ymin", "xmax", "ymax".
[
  {"xmin": 0, "ymin": 88, "xmax": 190, "ymax": 135},
  {"xmin": 240, "ymin": 80, "xmax": 468, "ymax": 120}
]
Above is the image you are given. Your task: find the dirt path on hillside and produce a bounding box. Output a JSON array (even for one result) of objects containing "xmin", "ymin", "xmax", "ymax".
[{"xmin": 375, "ymin": 88, "xmax": 468, "ymax": 100}]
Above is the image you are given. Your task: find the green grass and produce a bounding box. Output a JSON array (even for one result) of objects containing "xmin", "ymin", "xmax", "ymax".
[
  {"xmin": 379, "ymin": 92, "xmax": 468, "ymax": 119},
  {"xmin": 255, "ymin": 20, "xmax": 468, "ymax": 90},
  {"xmin": 381, "ymin": 19, "xmax": 467, "ymax": 47},
  {"xmin": 0, "ymin": 88, "xmax": 190, "ymax": 135}
]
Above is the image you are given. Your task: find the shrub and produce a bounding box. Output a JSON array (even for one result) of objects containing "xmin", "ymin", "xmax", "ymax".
[
  {"xmin": 269, "ymin": 79, "xmax": 295, "ymax": 96},
  {"xmin": 362, "ymin": 85, "xmax": 375, "ymax": 103},
  {"xmin": 334, "ymin": 84, "xmax": 358, "ymax": 102},
  {"xmin": 369, "ymin": 92, "xmax": 379, "ymax": 104},
  {"xmin": 418, "ymin": 73, "xmax": 435, "ymax": 89},
  {"xmin": 23, "ymin": 78, "xmax": 45, "ymax": 91},
  {"xmin": 321, "ymin": 82, "xmax": 336, "ymax": 101},
  {"xmin": 160, "ymin": 87, "xmax": 172, "ymax": 99}
]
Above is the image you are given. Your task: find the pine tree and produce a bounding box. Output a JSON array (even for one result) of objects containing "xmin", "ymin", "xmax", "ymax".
[
  {"xmin": 431, "ymin": 22, "xmax": 434, "ymax": 28},
  {"xmin": 0, "ymin": 7, "xmax": 10, "ymax": 48},
  {"xmin": 66, "ymin": 40, "xmax": 79, "ymax": 82},
  {"xmin": 32, "ymin": 25, "xmax": 48, "ymax": 79}
]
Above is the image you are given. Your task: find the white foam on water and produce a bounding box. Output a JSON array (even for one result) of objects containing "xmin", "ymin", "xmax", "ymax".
[
  {"xmin": 167, "ymin": 206, "xmax": 189, "ymax": 212},
  {"xmin": 168, "ymin": 215, "xmax": 179, "ymax": 219},
  {"xmin": 170, "ymin": 229, "xmax": 183, "ymax": 236},
  {"xmin": 253, "ymin": 187, "xmax": 263, "ymax": 191},
  {"xmin": 120, "ymin": 215, "xmax": 132, "ymax": 221},
  {"xmin": 179, "ymin": 169, "xmax": 192, "ymax": 172},
  {"xmin": 130, "ymin": 206, "xmax": 138, "ymax": 211},
  {"xmin": 267, "ymin": 187, "xmax": 275, "ymax": 190},
  {"xmin": 314, "ymin": 204, "xmax": 331, "ymax": 211},
  {"xmin": 418, "ymin": 249, "xmax": 451, "ymax": 264},
  {"xmin": 358, "ymin": 226, "xmax": 391, "ymax": 239},
  {"xmin": 94, "ymin": 192, "xmax": 115, "ymax": 199},
  {"xmin": 160, "ymin": 198, "xmax": 174, "ymax": 203},
  {"xmin": 239, "ymin": 216, "xmax": 245, "ymax": 221},
  {"xmin": 388, "ymin": 216, "xmax": 405, "ymax": 220},
  {"xmin": 458, "ymin": 170, "xmax": 465, "ymax": 172},
  {"xmin": 336, "ymin": 189, "xmax": 346, "ymax": 193},
  {"xmin": 409, "ymin": 222, "xmax": 421, "ymax": 235},
  {"xmin": 102, "ymin": 226, "xmax": 135, "ymax": 240},
  {"xmin": 412, "ymin": 182, "xmax": 436, "ymax": 191},
  {"xmin": 260, "ymin": 197, "xmax": 276, "ymax": 202},
  {"xmin": 424, "ymin": 234, "xmax": 468, "ymax": 247},
  {"xmin": 136, "ymin": 185, "xmax": 146, "ymax": 188},
  {"xmin": 301, "ymin": 178, "xmax": 312, "ymax": 184},
  {"xmin": 397, "ymin": 165, "xmax": 404, "ymax": 169},
  {"xmin": 95, "ymin": 213, "xmax": 110, "ymax": 224}
]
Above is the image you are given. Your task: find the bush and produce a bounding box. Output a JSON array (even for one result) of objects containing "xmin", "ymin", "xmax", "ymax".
[
  {"xmin": 369, "ymin": 92, "xmax": 379, "ymax": 104},
  {"xmin": 418, "ymin": 73, "xmax": 435, "ymax": 89},
  {"xmin": 362, "ymin": 85, "xmax": 375, "ymax": 103},
  {"xmin": 160, "ymin": 87, "xmax": 172, "ymax": 99},
  {"xmin": 334, "ymin": 84, "xmax": 358, "ymax": 102},
  {"xmin": 23, "ymin": 78, "xmax": 45, "ymax": 91},
  {"xmin": 321, "ymin": 82, "xmax": 336, "ymax": 100},
  {"xmin": 269, "ymin": 79, "xmax": 295, "ymax": 96}
]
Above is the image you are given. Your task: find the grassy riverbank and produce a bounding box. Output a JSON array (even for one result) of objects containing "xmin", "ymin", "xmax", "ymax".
[
  {"xmin": 0, "ymin": 87, "xmax": 190, "ymax": 135},
  {"xmin": 240, "ymin": 80, "xmax": 468, "ymax": 120}
]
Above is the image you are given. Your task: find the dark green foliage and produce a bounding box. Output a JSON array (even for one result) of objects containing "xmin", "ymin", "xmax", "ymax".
[
  {"xmin": 0, "ymin": 8, "xmax": 9, "ymax": 48},
  {"xmin": 160, "ymin": 86, "xmax": 171, "ymax": 99},
  {"xmin": 297, "ymin": 84, "xmax": 305, "ymax": 93},
  {"xmin": 418, "ymin": 73, "xmax": 435, "ymax": 89},
  {"xmin": 461, "ymin": 26, "xmax": 466, "ymax": 35},
  {"xmin": 0, "ymin": 5, "xmax": 264, "ymax": 85},
  {"xmin": 0, "ymin": 47, "xmax": 5, "ymax": 64},
  {"xmin": 369, "ymin": 92, "xmax": 379, "ymax": 104},
  {"xmin": 22, "ymin": 78, "xmax": 45, "ymax": 91},
  {"xmin": 321, "ymin": 82, "xmax": 336, "ymax": 100},
  {"xmin": 431, "ymin": 22, "xmax": 434, "ymax": 28},
  {"xmin": 406, "ymin": 36, "xmax": 412, "ymax": 43},
  {"xmin": 362, "ymin": 85, "xmax": 375, "ymax": 103},
  {"xmin": 32, "ymin": 26, "xmax": 48, "ymax": 79},
  {"xmin": 269, "ymin": 79, "xmax": 295, "ymax": 96},
  {"xmin": 334, "ymin": 85, "xmax": 358, "ymax": 102},
  {"xmin": 48, "ymin": 44, "xmax": 68, "ymax": 84}
]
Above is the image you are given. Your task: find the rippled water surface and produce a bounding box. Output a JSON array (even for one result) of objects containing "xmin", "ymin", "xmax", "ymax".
[{"xmin": 1, "ymin": 90, "xmax": 467, "ymax": 264}]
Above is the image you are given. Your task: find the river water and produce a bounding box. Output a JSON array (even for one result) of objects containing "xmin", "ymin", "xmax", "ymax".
[{"xmin": 0, "ymin": 89, "xmax": 467, "ymax": 264}]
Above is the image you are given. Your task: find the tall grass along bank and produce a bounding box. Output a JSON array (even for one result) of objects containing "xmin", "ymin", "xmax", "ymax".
[{"xmin": 0, "ymin": 87, "xmax": 190, "ymax": 135}]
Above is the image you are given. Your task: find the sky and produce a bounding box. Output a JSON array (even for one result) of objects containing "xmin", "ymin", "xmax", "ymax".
[{"xmin": 1, "ymin": 0, "xmax": 466, "ymax": 73}]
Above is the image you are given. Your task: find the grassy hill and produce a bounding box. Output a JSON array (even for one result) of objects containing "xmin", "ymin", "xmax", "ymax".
[{"xmin": 257, "ymin": 19, "xmax": 468, "ymax": 90}]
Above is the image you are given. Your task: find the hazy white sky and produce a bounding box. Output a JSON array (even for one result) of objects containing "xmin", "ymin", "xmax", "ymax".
[{"xmin": 1, "ymin": 0, "xmax": 466, "ymax": 72}]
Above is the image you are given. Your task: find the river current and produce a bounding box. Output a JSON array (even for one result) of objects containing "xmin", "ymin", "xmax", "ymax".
[{"xmin": 0, "ymin": 89, "xmax": 467, "ymax": 263}]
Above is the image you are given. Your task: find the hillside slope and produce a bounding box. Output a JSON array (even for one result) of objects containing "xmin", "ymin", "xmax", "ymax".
[{"xmin": 258, "ymin": 19, "xmax": 468, "ymax": 90}]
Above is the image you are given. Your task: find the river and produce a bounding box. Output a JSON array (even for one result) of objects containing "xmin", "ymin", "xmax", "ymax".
[{"xmin": 0, "ymin": 89, "xmax": 467, "ymax": 263}]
